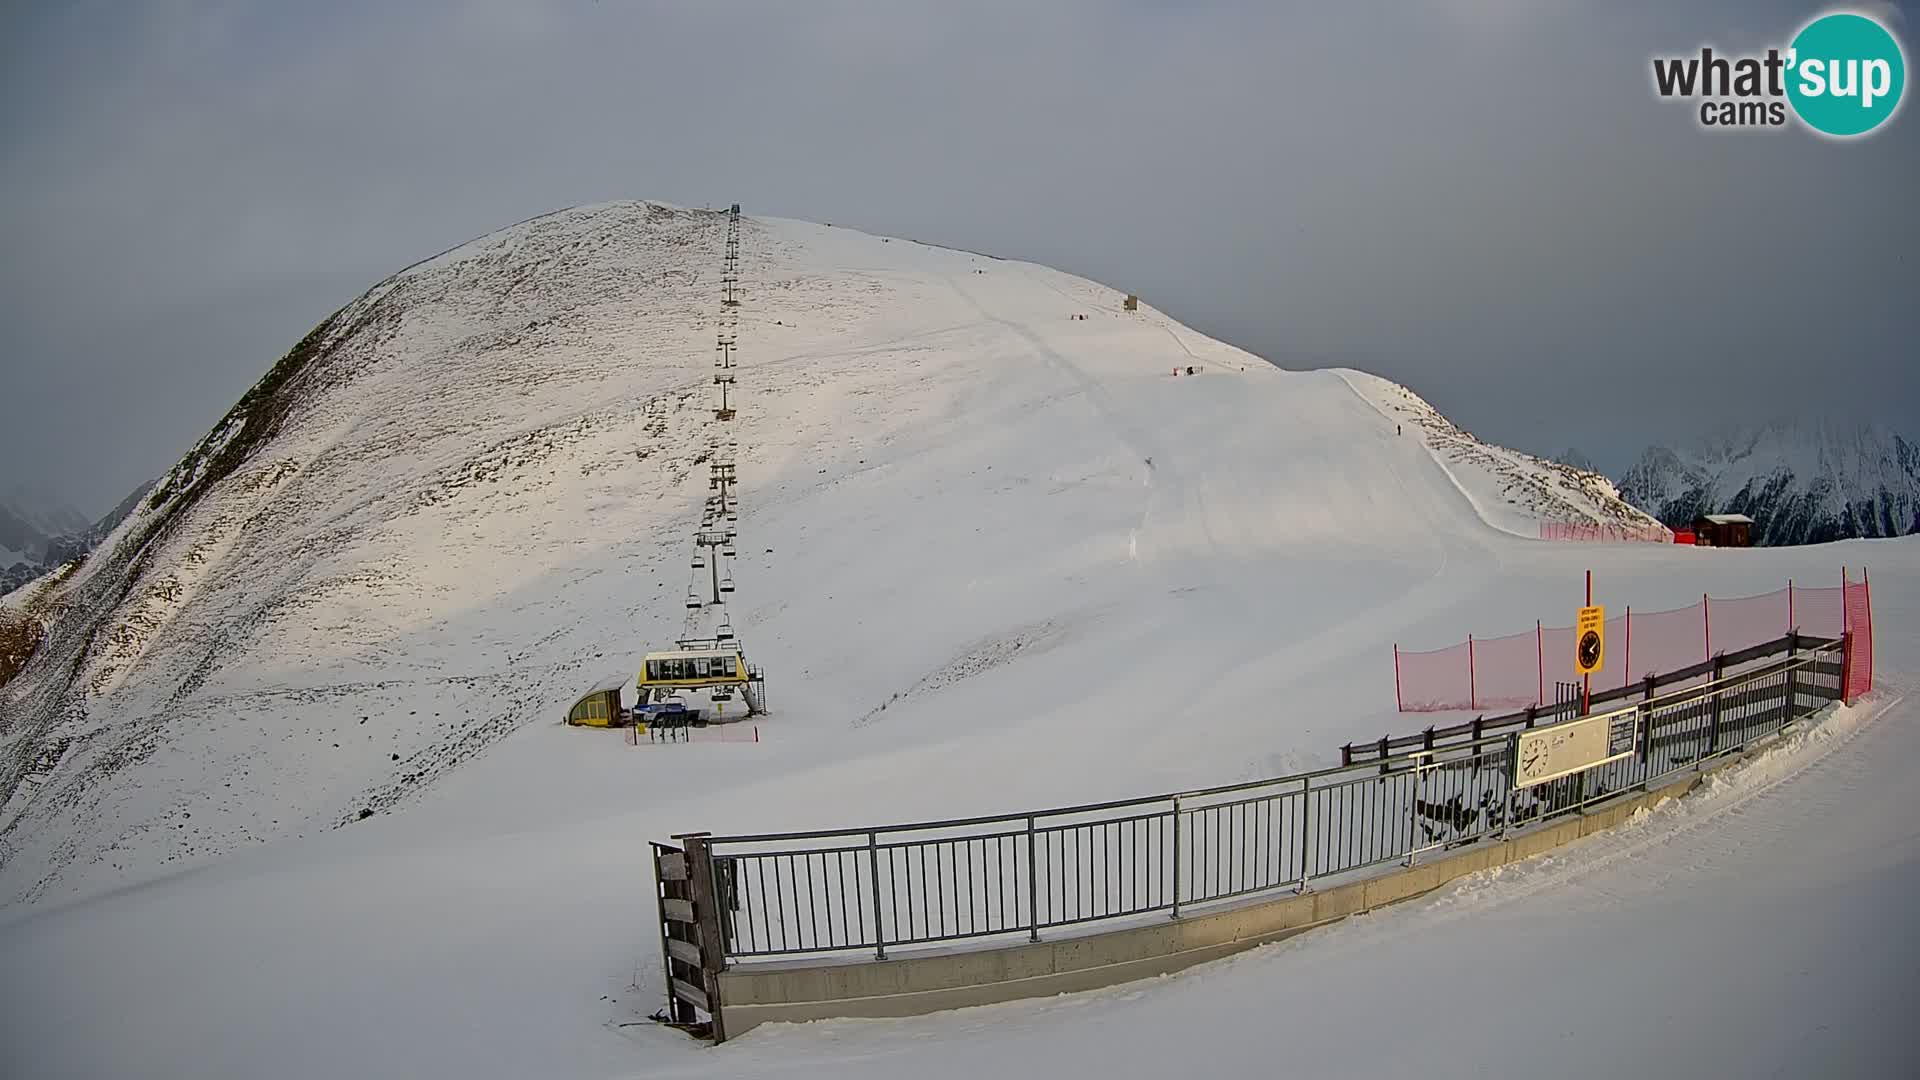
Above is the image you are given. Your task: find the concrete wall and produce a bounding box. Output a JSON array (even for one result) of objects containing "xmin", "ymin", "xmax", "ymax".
[{"xmin": 715, "ymin": 751, "xmax": 1757, "ymax": 1038}]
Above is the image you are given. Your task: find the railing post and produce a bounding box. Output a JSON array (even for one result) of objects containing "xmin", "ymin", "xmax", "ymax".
[
  {"xmin": 679, "ymin": 832, "xmax": 729, "ymax": 1042},
  {"xmin": 1706, "ymin": 655, "xmax": 1725, "ymax": 760},
  {"xmin": 1785, "ymin": 636, "xmax": 1798, "ymax": 725},
  {"xmin": 1635, "ymin": 696, "xmax": 1651, "ymax": 768},
  {"xmin": 1703, "ymin": 594, "xmax": 1711, "ymax": 664},
  {"xmin": 1295, "ymin": 777, "xmax": 1313, "ymax": 893},
  {"xmin": 1405, "ymin": 755, "xmax": 1422, "ymax": 867},
  {"xmin": 1026, "ymin": 816, "xmax": 1039, "ymax": 942},
  {"xmin": 1500, "ymin": 734, "xmax": 1516, "ymax": 835},
  {"xmin": 653, "ymin": 843, "xmax": 693, "ymax": 1026},
  {"xmin": 1170, "ymin": 795, "xmax": 1183, "ymax": 919},
  {"xmin": 867, "ymin": 830, "xmax": 886, "ymax": 960},
  {"xmin": 1841, "ymin": 630, "xmax": 1854, "ymax": 706}
]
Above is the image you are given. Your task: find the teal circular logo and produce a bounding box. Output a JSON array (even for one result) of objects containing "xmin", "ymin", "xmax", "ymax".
[{"xmin": 1786, "ymin": 12, "xmax": 1906, "ymax": 137}]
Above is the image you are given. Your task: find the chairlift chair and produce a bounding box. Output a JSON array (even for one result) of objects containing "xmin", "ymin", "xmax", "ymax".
[
  {"xmin": 684, "ymin": 588, "xmax": 701, "ymax": 610},
  {"xmin": 719, "ymin": 573, "xmax": 735, "ymax": 594},
  {"xmin": 715, "ymin": 617, "xmax": 735, "ymax": 642},
  {"xmin": 691, "ymin": 552, "xmax": 706, "ymax": 569}
]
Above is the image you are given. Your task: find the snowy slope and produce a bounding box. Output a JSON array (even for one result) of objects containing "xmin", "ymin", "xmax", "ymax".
[
  {"xmin": 1346, "ymin": 373, "xmax": 1667, "ymax": 538},
  {"xmin": 0, "ymin": 539, "xmax": 1906, "ymax": 1080},
  {"xmin": 1619, "ymin": 419, "xmax": 1920, "ymax": 544},
  {"xmin": 0, "ymin": 201, "xmax": 1667, "ymax": 905},
  {"xmin": 0, "ymin": 198, "xmax": 1908, "ymax": 1078}
]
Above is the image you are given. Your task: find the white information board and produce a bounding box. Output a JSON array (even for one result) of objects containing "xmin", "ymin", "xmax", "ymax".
[{"xmin": 1513, "ymin": 706, "xmax": 1639, "ymax": 788}]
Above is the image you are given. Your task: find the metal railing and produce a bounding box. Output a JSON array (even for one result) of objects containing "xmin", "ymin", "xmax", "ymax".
[
  {"xmin": 1355, "ymin": 632, "xmax": 1838, "ymax": 763},
  {"xmin": 685, "ymin": 636, "xmax": 1846, "ymax": 962}
]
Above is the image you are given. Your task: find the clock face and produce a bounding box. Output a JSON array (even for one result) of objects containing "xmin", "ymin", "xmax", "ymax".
[
  {"xmin": 1520, "ymin": 742, "xmax": 1547, "ymax": 777},
  {"xmin": 1578, "ymin": 630, "xmax": 1602, "ymax": 670}
]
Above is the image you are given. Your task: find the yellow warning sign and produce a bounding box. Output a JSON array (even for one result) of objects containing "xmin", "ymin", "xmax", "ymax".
[{"xmin": 1575, "ymin": 604, "xmax": 1606, "ymax": 675}]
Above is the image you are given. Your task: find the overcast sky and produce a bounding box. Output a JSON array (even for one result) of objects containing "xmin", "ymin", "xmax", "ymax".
[{"xmin": 2, "ymin": 1, "xmax": 1915, "ymax": 516}]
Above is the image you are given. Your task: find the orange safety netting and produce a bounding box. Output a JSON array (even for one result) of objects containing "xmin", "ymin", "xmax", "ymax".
[
  {"xmin": 1538, "ymin": 522, "xmax": 1671, "ymax": 543},
  {"xmin": 1395, "ymin": 574, "xmax": 1867, "ymax": 712}
]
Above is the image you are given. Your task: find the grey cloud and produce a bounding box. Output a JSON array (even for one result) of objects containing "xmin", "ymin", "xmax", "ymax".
[{"xmin": 1, "ymin": 0, "xmax": 1914, "ymax": 512}]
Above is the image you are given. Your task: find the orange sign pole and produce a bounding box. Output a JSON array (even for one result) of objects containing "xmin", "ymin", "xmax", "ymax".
[{"xmin": 1584, "ymin": 570, "xmax": 1592, "ymax": 714}]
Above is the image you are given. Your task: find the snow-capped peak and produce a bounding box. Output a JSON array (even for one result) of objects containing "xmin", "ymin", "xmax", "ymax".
[{"xmin": 1618, "ymin": 418, "xmax": 1920, "ymax": 544}]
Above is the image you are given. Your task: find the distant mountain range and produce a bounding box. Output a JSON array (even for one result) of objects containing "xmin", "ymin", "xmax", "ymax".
[
  {"xmin": 1550, "ymin": 448, "xmax": 1599, "ymax": 474},
  {"xmin": 1613, "ymin": 420, "xmax": 1920, "ymax": 546},
  {"xmin": 0, "ymin": 484, "xmax": 89, "ymax": 566},
  {"xmin": 2, "ymin": 481, "xmax": 153, "ymax": 595}
]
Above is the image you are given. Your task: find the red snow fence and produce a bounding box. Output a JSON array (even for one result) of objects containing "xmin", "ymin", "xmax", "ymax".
[
  {"xmin": 1538, "ymin": 522, "xmax": 1671, "ymax": 543},
  {"xmin": 1395, "ymin": 569, "xmax": 1873, "ymax": 712}
]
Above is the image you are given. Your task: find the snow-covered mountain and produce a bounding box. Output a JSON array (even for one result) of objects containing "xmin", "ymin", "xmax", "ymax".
[
  {"xmin": 1, "ymin": 480, "xmax": 153, "ymax": 595},
  {"xmin": 1354, "ymin": 384, "xmax": 1665, "ymax": 536},
  {"xmin": 0, "ymin": 199, "xmax": 1912, "ymax": 1080},
  {"xmin": 1617, "ymin": 420, "xmax": 1920, "ymax": 545},
  {"xmin": 1552, "ymin": 448, "xmax": 1599, "ymax": 473},
  {"xmin": 0, "ymin": 201, "xmax": 1657, "ymax": 905},
  {"xmin": 0, "ymin": 484, "xmax": 89, "ymax": 567},
  {"xmin": 0, "ymin": 482, "xmax": 90, "ymax": 539}
]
